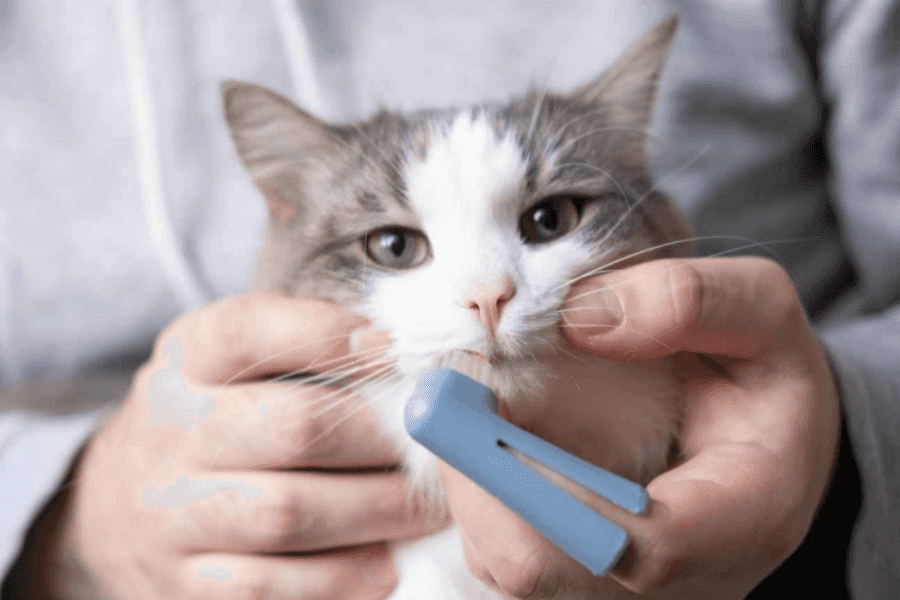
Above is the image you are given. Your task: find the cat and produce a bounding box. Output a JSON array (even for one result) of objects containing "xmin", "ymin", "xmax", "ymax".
[{"xmin": 224, "ymin": 14, "xmax": 691, "ymax": 600}]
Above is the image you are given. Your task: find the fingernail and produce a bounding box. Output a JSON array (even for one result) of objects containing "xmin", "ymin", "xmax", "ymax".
[
  {"xmin": 349, "ymin": 326, "xmax": 393, "ymax": 356},
  {"xmin": 567, "ymin": 286, "xmax": 623, "ymax": 333}
]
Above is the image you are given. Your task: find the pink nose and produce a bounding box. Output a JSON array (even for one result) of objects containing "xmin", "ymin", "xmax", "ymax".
[{"xmin": 461, "ymin": 278, "xmax": 516, "ymax": 338}]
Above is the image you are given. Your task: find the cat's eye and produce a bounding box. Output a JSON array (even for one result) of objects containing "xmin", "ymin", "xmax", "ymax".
[
  {"xmin": 519, "ymin": 196, "xmax": 584, "ymax": 244},
  {"xmin": 364, "ymin": 227, "xmax": 429, "ymax": 269}
]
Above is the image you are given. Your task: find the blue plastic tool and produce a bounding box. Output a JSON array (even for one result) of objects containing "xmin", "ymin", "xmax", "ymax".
[{"xmin": 405, "ymin": 366, "xmax": 649, "ymax": 576}]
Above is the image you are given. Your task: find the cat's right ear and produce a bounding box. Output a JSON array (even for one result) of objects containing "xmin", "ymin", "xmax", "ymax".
[{"xmin": 223, "ymin": 81, "xmax": 337, "ymax": 228}]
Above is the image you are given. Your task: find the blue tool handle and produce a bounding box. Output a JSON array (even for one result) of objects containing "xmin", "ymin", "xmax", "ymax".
[
  {"xmin": 406, "ymin": 368, "xmax": 648, "ymax": 575},
  {"xmin": 493, "ymin": 418, "xmax": 649, "ymax": 515}
]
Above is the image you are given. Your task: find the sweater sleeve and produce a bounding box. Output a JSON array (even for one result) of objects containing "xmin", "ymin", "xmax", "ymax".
[
  {"xmin": 814, "ymin": 0, "xmax": 900, "ymax": 596},
  {"xmin": 0, "ymin": 408, "xmax": 109, "ymax": 592},
  {"xmin": 819, "ymin": 311, "xmax": 900, "ymax": 599}
]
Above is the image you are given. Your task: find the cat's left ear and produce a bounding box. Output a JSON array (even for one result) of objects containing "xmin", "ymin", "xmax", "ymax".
[
  {"xmin": 223, "ymin": 81, "xmax": 340, "ymax": 228},
  {"xmin": 568, "ymin": 14, "xmax": 680, "ymax": 157}
]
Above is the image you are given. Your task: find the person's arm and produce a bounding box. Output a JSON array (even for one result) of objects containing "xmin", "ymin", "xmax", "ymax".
[
  {"xmin": 811, "ymin": 0, "xmax": 900, "ymax": 594},
  {"xmin": 818, "ymin": 312, "xmax": 900, "ymax": 598},
  {"xmin": 3, "ymin": 295, "xmax": 448, "ymax": 600},
  {"xmin": 0, "ymin": 409, "xmax": 108, "ymax": 595}
]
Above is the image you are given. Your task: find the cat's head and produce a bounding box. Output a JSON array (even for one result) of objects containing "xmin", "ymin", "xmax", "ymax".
[{"xmin": 224, "ymin": 15, "xmax": 691, "ymax": 395}]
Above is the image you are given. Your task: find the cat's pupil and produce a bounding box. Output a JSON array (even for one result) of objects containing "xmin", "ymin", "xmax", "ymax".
[
  {"xmin": 519, "ymin": 195, "xmax": 583, "ymax": 244},
  {"xmin": 534, "ymin": 206, "xmax": 559, "ymax": 233},
  {"xmin": 383, "ymin": 232, "xmax": 406, "ymax": 257},
  {"xmin": 364, "ymin": 226, "xmax": 429, "ymax": 269}
]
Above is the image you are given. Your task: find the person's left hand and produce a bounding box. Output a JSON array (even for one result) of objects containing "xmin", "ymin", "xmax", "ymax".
[{"xmin": 439, "ymin": 257, "xmax": 841, "ymax": 599}]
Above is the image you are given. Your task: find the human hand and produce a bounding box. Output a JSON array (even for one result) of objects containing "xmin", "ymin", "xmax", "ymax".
[
  {"xmin": 28, "ymin": 293, "xmax": 448, "ymax": 600},
  {"xmin": 440, "ymin": 257, "xmax": 841, "ymax": 599}
]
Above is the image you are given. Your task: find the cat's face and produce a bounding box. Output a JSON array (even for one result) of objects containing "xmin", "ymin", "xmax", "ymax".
[{"xmin": 224, "ymin": 16, "xmax": 691, "ymax": 398}]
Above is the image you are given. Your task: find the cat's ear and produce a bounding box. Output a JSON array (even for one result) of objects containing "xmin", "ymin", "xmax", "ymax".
[
  {"xmin": 223, "ymin": 81, "xmax": 338, "ymax": 228},
  {"xmin": 568, "ymin": 14, "xmax": 679, "ymax": 159}
]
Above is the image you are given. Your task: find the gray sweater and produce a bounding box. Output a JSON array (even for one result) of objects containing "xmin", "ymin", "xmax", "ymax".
[{"xmin": 1, "ymin": 0, "xmax": 897, "ymax": 597}]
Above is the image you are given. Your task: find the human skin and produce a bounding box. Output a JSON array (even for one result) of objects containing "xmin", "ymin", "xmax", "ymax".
[
  {"xmin": 20, "ymin": 257, "xmax": 839, "ymax": 599},
  {"xmin": 22, "ymin": 294, "xmax": 449, "ymax": 600},
  {"xmin": 440, "ymin": 257, "xmax": 842, "ymax": 599}
]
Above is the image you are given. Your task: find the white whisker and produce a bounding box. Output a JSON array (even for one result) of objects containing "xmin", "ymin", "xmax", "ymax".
[
  {"xmin": 224, "ymin": 330, "xmax": 362, "ymax": 386},
  {"xmin": 558, "ymin": 236, "xmax": 801, "ymax": 303}
]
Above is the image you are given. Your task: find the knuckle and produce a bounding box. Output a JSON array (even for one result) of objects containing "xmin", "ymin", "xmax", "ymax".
[
  {"xmin": 152, "ymin": 296, "xmax": 258, "ymax": 384},
  {"xmin": 249, "ymin": 492, "xmax": 306, "ymax": 545},
  {"xmin": 760, "ymin": 260, "xmax": 801, "ymax": 315},
  {"xmin": 489, "ymin": 550, "xmax": 559, "ymax": 600},
  {"xmin": 663, "ymin": 261, "xmax": 705, "ymax": 332},
  {"xmin": 743, "ymin": 257, "xmax": 805, "ymax": 331},
  {"xmin": 209, "ymin": 297, "xmax": 257, "ymax": 377},
  {"xmin": 275, "ymin": 398, "xmax": 334, "ymax": 459},
  {"xmin": 631, "ymin": 556, "xmax": 677, "ymax": 594},
  {"xmin": 631, "ymin": 523, "xmax": 683, "ymax": 593},
  {"xmin": 361, "ymin": 562, "xmax": 399, "ymax": 600},
  {"xmin": 154, "ymin": 310, "xmax": 197, "ymax": 361},
  {"xmin": 188, "ymin": 566, "xmax": 271, "ymax": 600},
  {"xmin": 462, "ymin": 549, "xmax": 496, "ymax": 590},
  {"xmin": 223, "ymin": 582, "xmax": 271, "ymax": 600}
]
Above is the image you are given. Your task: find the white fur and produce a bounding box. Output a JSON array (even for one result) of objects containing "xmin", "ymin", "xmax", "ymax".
[{"xmin": 353, "ymin": 114, "xmax": 678, "ymax": 600}]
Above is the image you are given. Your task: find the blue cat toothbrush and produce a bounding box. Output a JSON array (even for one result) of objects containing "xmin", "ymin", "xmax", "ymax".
[{"xmin": 405, "ymin": 350, "xmax": 649, "ymax": 577}]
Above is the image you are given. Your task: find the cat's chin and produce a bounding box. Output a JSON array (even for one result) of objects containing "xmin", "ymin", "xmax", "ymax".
[
  {"xmin": 488, "ymin": 359, "xmax": 551, "ymax": 418},
  {"xmin": 396, "ymin": 358, "xmax": 550, "ymax": 506}
]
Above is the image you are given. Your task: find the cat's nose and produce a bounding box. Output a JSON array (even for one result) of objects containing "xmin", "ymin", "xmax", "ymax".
[{"xmin": 461, "ymin": 277, "xmax": 516, "ymax": 338}]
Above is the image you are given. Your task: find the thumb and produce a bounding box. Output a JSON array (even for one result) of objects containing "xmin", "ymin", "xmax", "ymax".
[{"xmin": 561, "ymin": 257, "xmax": 805, "ymax": 361}]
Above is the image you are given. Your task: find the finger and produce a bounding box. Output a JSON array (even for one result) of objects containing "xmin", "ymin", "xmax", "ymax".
[
  {"xmin": 163, "ymin": 470, "xmax": 451, "ymax": 554},
  {"xmin": 191, "ymin": 381, "xmax": 404, "ymax": 469},
  {"xmin": 156, "ymin": 292, "xmax": 391, "ymax": 384},
  {"xmin": 438, "ymin": 461, "xmax": 566, "ymax": 599},
  {"xmin": 607, "ymin": 452, "xmax": 801, "ymax": 594},
  {"xmin": 183, "ymin": 544, "xmax": 397, "ymax": 600},
  {"xmin": 175, "ymin": 367, "xmax": 400, "ymax": 470},
  {"xmin": 561, "ymin": 257, "xmax": 809, "ymax": 361}
]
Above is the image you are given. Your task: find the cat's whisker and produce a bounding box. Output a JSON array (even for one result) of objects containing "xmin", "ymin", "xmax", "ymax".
[
  {"xmin": 549, "ymin": 236, "xmax": 710, "ymax": 294},
  {"xmin": 550, "ymin": 120, "xmax": 667, "ymax": 163},
  {"xmin": 551, "ymin": 229, "xmax": 794, "ymax": 297},
  {"xmin": 525, "ymin": 88, "xmax": 550, "ymax": 149},
  {"xmin": 548, "ymin": 343, "xmax": 593, "ymax": 366},
  {"xmin": 241, "ymin": 367, "xmax": 391, "ymax": 430},
  {"xmin": 550, "ymin": 160, "xmax": 630, "ymax": 199},
  {"xmin": 558, "ymin": 238, "xmax": 803, "ymax": 311},
  {"xmin": 559, "ymin": 322, "xmax": 675, "ymax": 353},
  {"xmin": 303, "ymin": 363, "xmax": 400, "ymax": 417},
  {"xmin": 300, "ymin": 332, "xmax": 389, "ymax": 374},
  {"xmin": 553, "ymin": 140, "xmax": 715, "ymax": 276},
  {"xmin": 550, "ymin": 109, "xmax": 665, "ymax": 146},
  {"xmin": 298, "ymin": 342, "xmax": 395, "ymax": 382},
  {"xmin": 296, "ymin": 352, "xmax": 394, "ymax": 388},
  {"xmin": 313, "ymin": 362, "xmax": 396, "ymax": 388},
  {"xmin": 266, "ymin": 350, "xmax": 396, "ymax": 414},
  {"xmin": 307, "ymin": 371, "xmax": 405, "ymax": 430},
  {"xmin": 298, "ymin": 393, "xmax": 406, "ymax": 459},
  {"xmin": 552, "ymin": 128, "xmax": 616, "ymax": 158},
  {"xmin": 554, "ymin": 306, "xmax": 619, "ymax": 315},
  {"xmin": 305, "ymin": 381, "xmax": 393, "ymax": 423},
  {"xmin": 224, "ymin": 330, "xmax": 368, "ymax": 386},
  {"xmin": 301, "ymin": 352, "xmax": 396, "ymax": 390}
]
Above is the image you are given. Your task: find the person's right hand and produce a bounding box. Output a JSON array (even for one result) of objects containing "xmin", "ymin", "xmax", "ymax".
[{"xmin": 27, "ymin": 293, "xmax": 448, "ymax": 599}]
